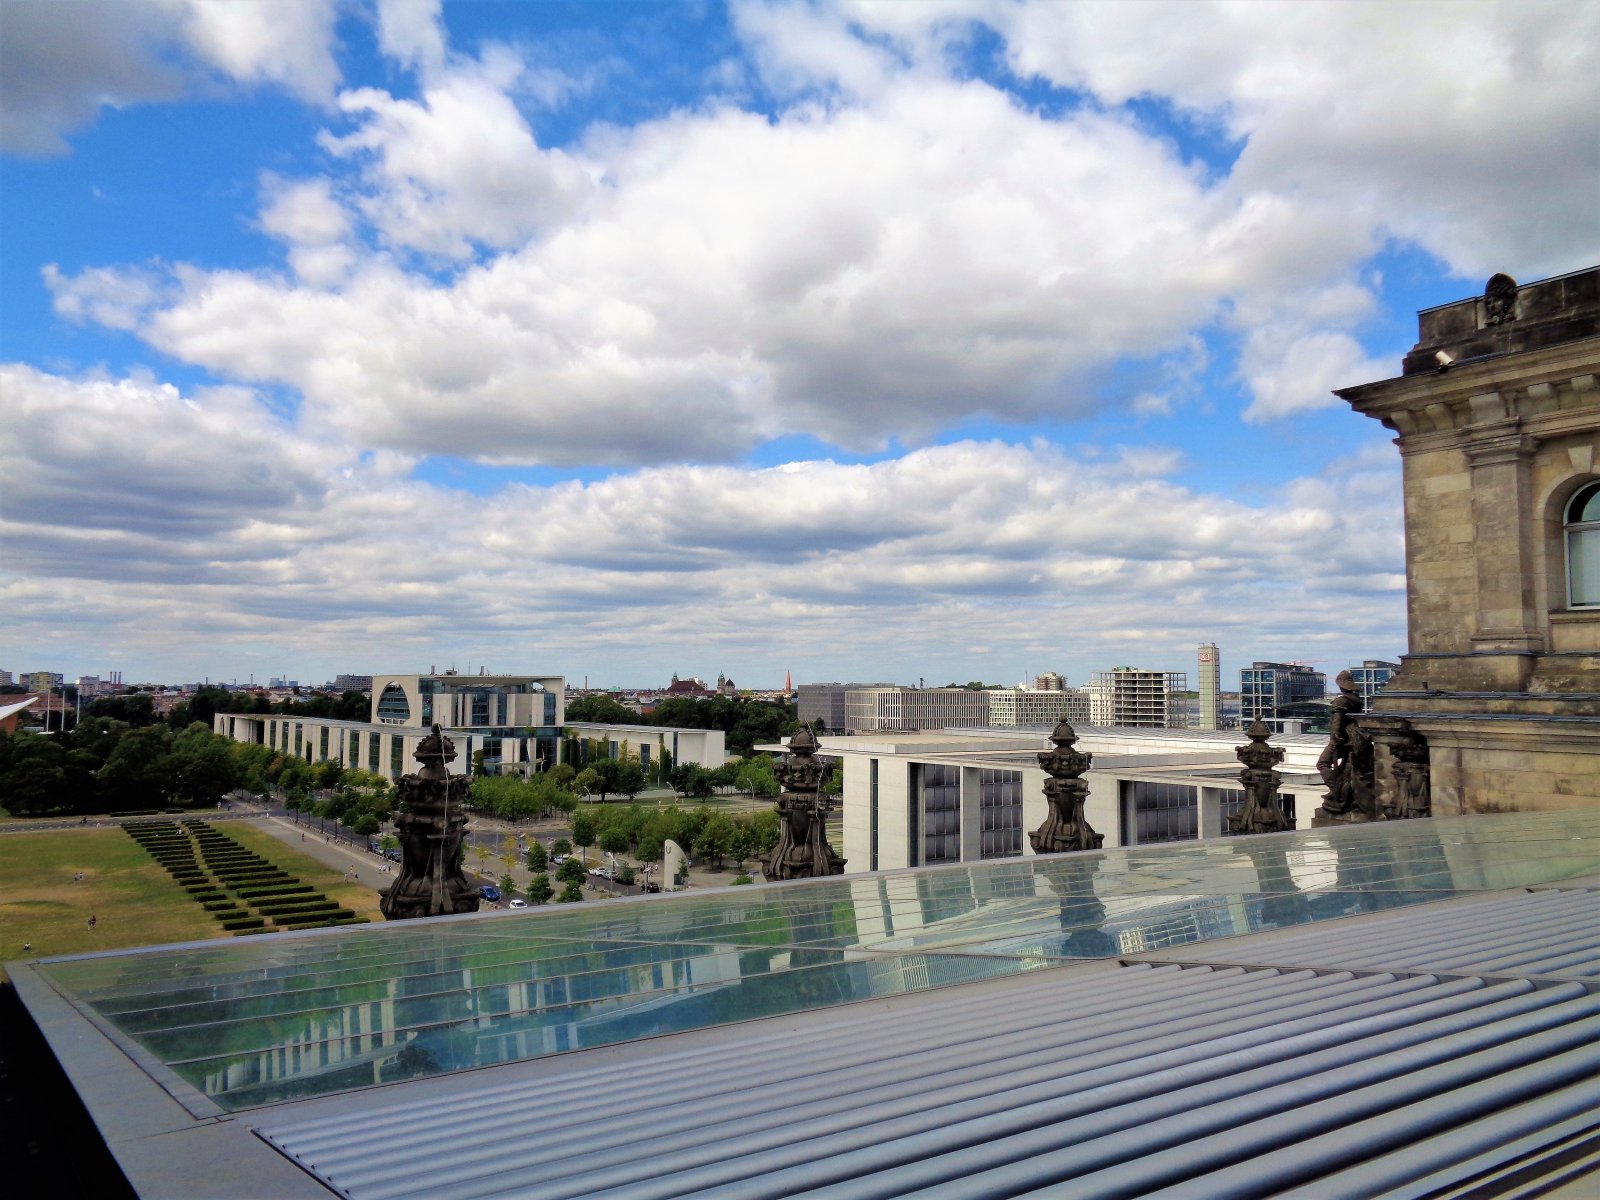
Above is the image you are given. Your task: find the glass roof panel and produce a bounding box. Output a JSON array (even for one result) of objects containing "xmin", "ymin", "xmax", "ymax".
[{"xmin": 31, "ymin": 809, "xmax": 1600, "ymax": 1113}]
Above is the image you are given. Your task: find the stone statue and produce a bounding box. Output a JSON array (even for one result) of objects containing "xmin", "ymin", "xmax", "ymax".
[
  {"xmin": 1386, "ymin": 724, "xmax": 1432, "ymax": 820},
  {"xmin": 379, "ymin": 724, "xmax": 482, "ymax": 920},
  {"xmin": 764, "ymin": 727, "xmax": 846, "ymax": 880},
  {"xmin": 1030, "ymin": 720, "xmax": 1103, "ymax": 853},
  {"xmin": 1315, "ymin": 670, "xmax": 1379, "ymax": 823},
  {"xmin": 1483, "ymin": 272, "xmax": 1518, "ymax": 326},
  {"xmin": 1229, "ymin": 719, "xmax": 1291, "ymax": 834}
]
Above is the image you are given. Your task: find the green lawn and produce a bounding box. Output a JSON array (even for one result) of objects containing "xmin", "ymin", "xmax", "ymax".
[
  {"xmin": 0, "ymin": 828, "xmax": 223, "ymax": 968},
  {"xmin": 0, "ymin": 822, "xmax": 387, "ymax": 974}
]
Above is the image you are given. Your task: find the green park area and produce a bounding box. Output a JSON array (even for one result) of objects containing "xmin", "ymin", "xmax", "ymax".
[{"xmin": 0, "ymin": 822, "xmax": 383, "ymax": 973}]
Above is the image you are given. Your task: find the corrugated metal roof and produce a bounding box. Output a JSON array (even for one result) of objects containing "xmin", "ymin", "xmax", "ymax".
[{"xmin": 255, "ymin": 885, "xmax": 1600, "ymax": 1200}]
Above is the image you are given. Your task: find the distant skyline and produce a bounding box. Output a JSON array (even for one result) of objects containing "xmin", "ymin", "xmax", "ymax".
[{"xmin": 3, "ymin": 1, "xmax": 1595, "ymax": 688}]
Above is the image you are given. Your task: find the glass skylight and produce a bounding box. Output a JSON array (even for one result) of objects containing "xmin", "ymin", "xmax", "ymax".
[{"xmin": 32, "ymin": 810, "xmax": 1600, "ymax": 1114}]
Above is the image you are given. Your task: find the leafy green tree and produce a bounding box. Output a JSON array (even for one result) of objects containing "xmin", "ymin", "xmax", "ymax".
[
  {"xmin": 0, "ymin": 731, "xmax": 66, "ymax": 815},
  {"xmin": 556, "ymin": 880, "xmax": 584, "ymax": 903},
  {"xmin": 564, "ymin": 694, "xmax": 638, "ymax": 723},
  {"xmin": 352, "ymin": 813, "xmax": 381, "ymax": 836},
  {"xmin": 551, "ymin": 837, "xmax": 572, "ymax": 857},
  {"xmin": 616, "ymin": 864, "xmax": 636, "ymax": 886},
  {"xmin": 169, "ymin": 724, "xmax": 242, "ymax": 807},
  {"xmin": 698, "ymin": 814, "xmax": 736, "ymax": 869},
  {"xmin": 571, "ymin": 811, "xmax": 598, "ymax": 863},
  {"xmin": 728, "ymin": 823, "xmax": 758, "ymax": 871},
  {"xmin": 86, "ymin": 693, "xmax": 155, "ymax": 727},
  {"xmin": 748, "ymin": 808, "xmax": 782, "ymax": 856},
  {"xmin": 332, "ymin": 690, "xmax": 370, "ymax": 720},
  {"xmin": 598, "ymin": 828, "xmax": 630, "ymax": 857},
  {"xmin": 735, "ymin": 756, "xmax": 779, "ymax": 798},
  {"xmin": 525, "ymin": 840, "xmax": 548, "ymax": 872},
  {"xmin": 614, "ymin": 760, "xmax": 646, "ymax": 800},
  {"xmin": 526, "ymin": 873, "xmax": 554, "ymax": 905},
  {"xmin": 588, "ymin": 758, "xmax": 621, "ymax": 802},
  {"xmin": 498, "ymin": 872, "xmax": 517, "ymax": 900},
  {"xmin": 557, "ymin": 857, "xmax": 587, "ymax": 884},
  {"xmin": 97, "ymin": 724, "xmax": 174, "ymax": 810}
]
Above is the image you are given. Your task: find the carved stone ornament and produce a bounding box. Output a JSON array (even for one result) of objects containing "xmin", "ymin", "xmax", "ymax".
[
  {"xmin": 1229, "ymin": 719, "xmax": 1292, "ymax": 834},
  {"xmin": 763, "ymin": 727, "xmax": 846, "ymax": 880},
  {"xmin": 1314, "ymin": 671, "xmax": 1380, "ymax": 824},
  {"xmin": 379, "ymin": 723, "xmax": 483, "ymax": 920},
  {"xmin": 1030, "ymin": 720, "xmax": 1103, "ymax": 854},
  {"xmin": 1385, "ymin": 724, "xmax": 1432, "ymax": 820},
  {"xmin": 1483, "ymin": 272, "xmax": 1518, "ymax": 326}
]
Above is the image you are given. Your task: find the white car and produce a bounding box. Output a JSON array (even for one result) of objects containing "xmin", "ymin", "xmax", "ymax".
[{"xmin": 507, "ymin": 898, "xmax": 528, "ymax": 909}]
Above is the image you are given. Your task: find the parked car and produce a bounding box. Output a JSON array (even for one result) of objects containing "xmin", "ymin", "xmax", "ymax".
[
  {"xmin": 507, "ymin": 899, "xmax": 528, "ymax": 909},
  {"xmin": 479, "ymin": 884, "xmax": 501, "ymax": 902},
  {"xmin": 550, "ymin": 854, "xmax": 569, "ymax": 865},
  {"xmin": 639, "ymin": 882, "xmax": 661, "ymax": 893},
  {"xmin": 384, "ymin": 848, "xmax": 402, "ymax": 862}
]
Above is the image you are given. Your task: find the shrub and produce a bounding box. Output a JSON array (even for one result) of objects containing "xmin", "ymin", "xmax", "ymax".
[
  {"xmin": 221, "ymin": 917, "xmax": 265, "ymax": 930},
  {"xmin": 731, "ymin": 874, "xmax": 754, "ymax": 885}
]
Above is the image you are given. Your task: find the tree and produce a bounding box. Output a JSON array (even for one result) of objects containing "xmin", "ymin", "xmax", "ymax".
[
  {"xmin": 97, "ymin": 724, "xmax": 174, "ymax": 810},
  {"xmin": 698, "ymin": 814, "xmax": 736, "ymax": 870},
  {"xmin": 734, "ymin": 756, "xmax": 779, "ymax": 799},
  {"xmin": 498, "ymin": 872, "xmax": 517, "ymax": 900},
  {"xmin": 728, "ymin": 823, "xmax": 758, "ymax": 872},
  {"xmin": 616, "ymin": 864, "xmax": 636, "ymax": 886},
  {"xmin": 564, "ymin": 694, "xmax": 638, "ymax": 723},
  {"xmin": 614, "ymin": 760, "xmax": 646, "ymax": 800},
  {"xmin": 551, "ymin": 837, "xmax": 572, "ymax": 857},
  {"xmin": 168, "ymin": 724, "xmax": 242, "ymax": 808},
  {"xmin": 748, "ymin": 808, "xmax": 782, "ymax": 856},
  {"xmin": 589, "ymin": 758, "xmax": 621, "ymax": 803},
  {"xmin": 526, "ymin": 873, "xmax": 554, "ymax": 905},
  {"xmin": 525, "ymin": 840, "xmax": 548, "ymax": 872},
  {"xmin": 571, "ymin": 811, "xmax": 598, "ymax": 863},
  {"xmin": 556, "ymin": 880, "xmax": 584, "ymax": 903},
  {"xmin": 352, "ymin": 813, "xmax": 381, "ymax": 836},
  {"xmin": 557, "ymin": 857, "xmax": 586, "ymax": 885},
  {"xmin": 598, "ymin": 828, "xmax": 630, "ymax": 857}
]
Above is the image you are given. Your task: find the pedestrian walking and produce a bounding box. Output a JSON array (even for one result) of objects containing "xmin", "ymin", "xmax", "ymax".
[{"xmin": 87, "ymin": 914, "xmax": 97, "ymax": 930}]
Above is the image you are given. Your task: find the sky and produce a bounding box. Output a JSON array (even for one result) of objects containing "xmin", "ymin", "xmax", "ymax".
[{"xmin": 2, "ymin": 0, "xmax": 1597, "ymax": 693}]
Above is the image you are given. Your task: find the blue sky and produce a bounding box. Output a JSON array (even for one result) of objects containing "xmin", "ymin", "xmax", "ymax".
[{"xmin": 2, "ymin": 0, "xmax": 1596, "ymax": 691}]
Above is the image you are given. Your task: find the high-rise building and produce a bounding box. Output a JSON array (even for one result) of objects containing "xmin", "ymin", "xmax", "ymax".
[
  {"xmin": 1346, "ymin": 659, "xmax": 1399, "ymax": 702},
  {"xmin": 1088, "ymin": 668, "xmax": 1187, "ymax": 728},
  {"xmin": 1239, "ymin": 662, "xmax": 1327, "ymax": 725},
  {"xmin": 0, "ymin": 670, "xmax": 13, "ymax": 688},
  {"xmin": 1197, "ymin": 643, "xmax": 1221, "ymax": 730},
  {"xmin": 1031, "ymin": 671, "xmax": 1066, "ymax": 691},
  {"xmin": 332, "ymin": 674, "xmax": 373, "ymax": 692},
  {"xmin": 24, "ymin": 671, "xmax": 64, "ymax": 692}
]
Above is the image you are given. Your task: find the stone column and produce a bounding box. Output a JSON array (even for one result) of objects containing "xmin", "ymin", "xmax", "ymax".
[{"xmin": 1462, "ymin": 419, "xmax": 1543, "ymax": 662}]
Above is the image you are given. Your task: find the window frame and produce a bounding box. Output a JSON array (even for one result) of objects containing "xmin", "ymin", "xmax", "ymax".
[{"xmin": 1565, "ymin": 480, "xmax": 1600, "ymax": 609}]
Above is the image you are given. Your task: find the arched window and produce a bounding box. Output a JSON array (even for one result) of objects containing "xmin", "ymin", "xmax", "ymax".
[
  {"xmin": 1567, "ymin": 481, "xmax": 1600, "ymax": 607},
  {"xmin": 375, "ymin": 682, "xmax": 412, "ymax": 723}
]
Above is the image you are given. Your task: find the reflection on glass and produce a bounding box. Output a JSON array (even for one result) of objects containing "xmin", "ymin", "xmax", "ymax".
[{"xmin": 34, "ymin": 810, "xmax": 1600, "ymax": 1112}]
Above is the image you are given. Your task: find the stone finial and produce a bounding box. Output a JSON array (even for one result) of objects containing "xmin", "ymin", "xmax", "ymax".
[
  {"xmin": 380, "ymin": 722, "xmax": 481, "ymax": 920},
  {"xmin": 1029, "ymin": 720, "xmax": 1103, "ymax": 854},
  {"xmin": 764, "ymin": 727, "xmax": 845, "ymax": 880},
  {"xmin": 1229, "ymin": 719, "xmax": 1291, "ymax": 834}
]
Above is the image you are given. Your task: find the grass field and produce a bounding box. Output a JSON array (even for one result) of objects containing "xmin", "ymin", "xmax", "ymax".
[
  {"xmin": 219, "ymin": 822, "xmax": 385, "ymax": 922},
  {"xmin": 0, "ymin": 821, "xmax": 385, "ymax": 974},
  {"xmin": 0, "ymin": 827, "xmax": 222, "ymax": 967}
]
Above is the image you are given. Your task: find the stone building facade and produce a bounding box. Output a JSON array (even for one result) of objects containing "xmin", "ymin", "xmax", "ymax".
[{"xmin": 1337, "ymin": 266, "xmax": 1600, "ymax": 814}]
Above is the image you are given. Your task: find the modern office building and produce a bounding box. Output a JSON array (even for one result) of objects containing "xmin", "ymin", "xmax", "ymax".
[
  {"xmin": 563, "ymin": 722, "xmax": 727, "ymax": 773},
  {"xmin": 843, "ymin": 686, "xmax": 992, "ymax": 733},
  {"xmin": 1239, "ymin": 662, "xmax": 1327, "ymax": 725},
  {"xmin": 1197, "ymin": 643, "xmax": 1221, "ymax": 730},
  {"xmin": 330, "ymin": 674, "xmax": 373, "ymax": 692},
  {"xmin": 835, "ymin": 724, "xmax": 1323, "ymax": 872},
  {"xmin": 796, "ymin": 682, "xmax": 868, "ymax": 733},
  {"xmin": 216, "ymin": 672, "xmax": 566, "ymax": 780},
  {"xmin": 1087, "ymin": 668, "xmax": 1187, "ymax": 728},
  {"xmin": 1339, "ymin": 265, "xmax": 1600, "ymax": 812},
  {"xmin": 1345, "ymin": 659, "xmax": 1399, "ymax": 702},
  {"xmin": 984, "ymin": 685, "xmax": 1090, "ymax": 728},
  {"xmin": 24, "ymin": 670, "xmax": 64, "ymax": 692}
]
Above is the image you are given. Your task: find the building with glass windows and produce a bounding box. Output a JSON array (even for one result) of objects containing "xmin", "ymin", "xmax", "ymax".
[
  {"xmin": 1087, "ymin": 667, "xmax": 1188, "ymax": 728},
  {"xmin": 833, "ymin": 724, "xmax": 1326, "ymax": 872},
  {"xmin": 984, "ymin": 685, "xmax": 1090, "ymax": 728},
  {"xmin": 843, "ymin": 686, "xmax": 993, "ymax": 732},
  {"xmin": 1345, "ymin": 658, "xmax": 1400, "ymax": 702},
  {"xmin": 1338, "ymin": 265, "xmax": 1600, "ymax": 813},
  {"xmin": 1239, "ymin": 661, "xmax": 1327, "ymax": 727},
  {"xmin": 216, "ymin": 673, "xmax": 566, "ymax": 780}
]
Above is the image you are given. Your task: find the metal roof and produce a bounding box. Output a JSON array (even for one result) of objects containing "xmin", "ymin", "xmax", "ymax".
[{"xmin": 9, "ymin": 810, "xmax": 1600, "ymax": 1198}]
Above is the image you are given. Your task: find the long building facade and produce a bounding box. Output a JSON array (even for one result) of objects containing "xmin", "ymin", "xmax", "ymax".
[{"xmin": 1239, "ymin": 662, "xmax": 1327, "ymax": 725}]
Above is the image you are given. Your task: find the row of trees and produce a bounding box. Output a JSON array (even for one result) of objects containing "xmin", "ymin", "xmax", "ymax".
[
  {"xmin": 562, "ymin": 801, "xmax": 783, "ymax": 874},
  {"xmin": 76, "ymin": 686, "xmax": 372, "ymax": 732}
]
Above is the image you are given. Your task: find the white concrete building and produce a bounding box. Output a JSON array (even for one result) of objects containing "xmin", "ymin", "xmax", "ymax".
[
  {"xmin": 832, "ymin": 724, "xmax": 1325, "ymax": 872},
  {"xmin": 563, "ymin": 722, "xmax": 727, "ymax": 773},
  {"xmin": 985, "ymin": 686, "xmax": 1090, "ymax": 727},
  {"xmin": 844, "ymin": 686, "xmax": 991, "ymax": 732}
]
